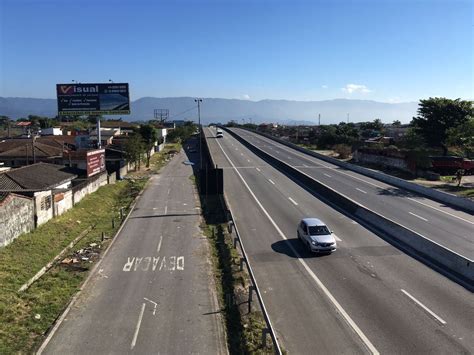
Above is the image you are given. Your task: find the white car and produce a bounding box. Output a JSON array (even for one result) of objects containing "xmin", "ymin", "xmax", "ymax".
[
  {"xmin": 297, "ymin": 218, "xmax": 337, "ymax": 253},
  {"xmin": 216, "ymin": 129, "xmax": 223, "ymax": 138}
]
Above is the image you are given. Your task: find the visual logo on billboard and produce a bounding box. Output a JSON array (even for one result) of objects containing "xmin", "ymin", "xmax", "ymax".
[{"xmin": 58, "ymin": 85, "xmax": 100, "ymax": 94}]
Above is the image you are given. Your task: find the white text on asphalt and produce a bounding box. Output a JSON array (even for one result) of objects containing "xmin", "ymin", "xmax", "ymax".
[{"xmin": 123, "ymin": 256, "xmax": 184, "ymax": 272}]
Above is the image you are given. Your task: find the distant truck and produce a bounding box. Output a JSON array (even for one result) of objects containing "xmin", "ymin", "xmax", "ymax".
[{"xmin": 430, "ymin": 156, "xmax": 474, "ymax": 175}]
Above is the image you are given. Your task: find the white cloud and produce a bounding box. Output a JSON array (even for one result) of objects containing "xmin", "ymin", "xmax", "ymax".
[
  {"xmin": 341, "ymin": 83, "xmax": 372, "ymax": 94},
  {"xmin": 321, "ymin": 85, "xmax": 328, "ymax": 89},
  {"xmin": 241, "ymin": 94, "xmax": 250, "ymax": 100}
]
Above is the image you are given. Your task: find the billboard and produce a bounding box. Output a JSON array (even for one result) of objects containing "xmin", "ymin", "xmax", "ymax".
[
  {"xmin": 57, "ymin": 83, "xmax": 130, "ymax": 116},
  {"xmin": 86, "ymin": 149, "xmax": 106, "ymax": 177}
]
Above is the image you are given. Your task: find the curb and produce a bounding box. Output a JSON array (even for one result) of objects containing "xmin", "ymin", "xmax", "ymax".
[{"xmin": 36, "ymin": 179, "xmax": 150, "ymax": 354}]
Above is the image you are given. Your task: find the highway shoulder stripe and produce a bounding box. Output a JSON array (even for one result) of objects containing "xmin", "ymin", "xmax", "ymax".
[{"xmin": 214, "ymin": 137, "xmax": 379, "ymax": 355}]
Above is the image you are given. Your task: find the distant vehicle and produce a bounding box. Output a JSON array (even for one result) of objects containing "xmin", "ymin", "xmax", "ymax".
[
  {"xmin": 216, "ymin": 129, "xmax": 223, "ymax": 138},
  {"xmin": 430, "ymin": 156, "xmax": 474, "ymax": 175},
  {"xmin": 297, "ymin": 218, "xmax": 337, "ymax": 253}
]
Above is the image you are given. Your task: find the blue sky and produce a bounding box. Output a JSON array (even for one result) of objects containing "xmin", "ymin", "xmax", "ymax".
[{"xmin": 0, "ymin": 0, "xmax": 472, "ymax": 102}]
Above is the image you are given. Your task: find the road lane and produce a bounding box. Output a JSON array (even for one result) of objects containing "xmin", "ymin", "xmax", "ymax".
[
  {"xmin": 206, "ymin": 128, "xmax": 474, "ymax": 353},
  {"xmin": 41, "ymin": 147, "xmax": 226, "ymax": 354},
  {"xmin": 231, "ymin": 128, "xmax": 474, "ymax": 259}
]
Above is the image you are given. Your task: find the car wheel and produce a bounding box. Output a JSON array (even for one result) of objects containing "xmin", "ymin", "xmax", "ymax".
[
  {"xmin": 307, "ymin": 241, "xmax": 312, "ymax": 252},
  {"xmin": 297, "ymin": 231, "xmax": 300, "ymax": 239}
]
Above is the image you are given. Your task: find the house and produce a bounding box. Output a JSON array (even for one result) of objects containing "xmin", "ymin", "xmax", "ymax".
[
  {"xmin": 40, "ymin": 127, "xmax": 62, "ymax": 136},
  {"xmin": 0, "ymin": 163, "xmax": 78, "ymax": 226},
  {"xmin": 101, "ymin": 121, "xmax": 138, "ymax": 135},
  {"xmin": 63, "ymin": 148, "xmax": 106, "ymax": 177},
  {"xmin": 89, "ymin": 127, "xmax": 121, "ymax": 147},
  {"xmin": 0, "ymin": 138, "xmax": 64, "ymax": 167}
]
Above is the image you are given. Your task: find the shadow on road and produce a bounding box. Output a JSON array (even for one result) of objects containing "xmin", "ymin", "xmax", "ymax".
[{"xmin": 271, "ymin": 238, "xmax": 330, "ymax": 259}]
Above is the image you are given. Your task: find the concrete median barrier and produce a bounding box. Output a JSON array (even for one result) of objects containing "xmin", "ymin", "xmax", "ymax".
[
  {"xmin": 223, "ymin": 126, "xmax": 473, "ymax": 291},
  {"xmin": 245, "ymin": 128, "xmax": 474, "ymax": 214}
]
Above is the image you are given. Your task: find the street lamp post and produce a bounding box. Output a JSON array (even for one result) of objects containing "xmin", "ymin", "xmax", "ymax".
[{"xmin": 195, "ymin": 98, "xmax": 203, "ymax": 169}]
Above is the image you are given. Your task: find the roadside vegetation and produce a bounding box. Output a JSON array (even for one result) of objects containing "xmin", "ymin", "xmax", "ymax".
[
  {"xmin": 0, "ymin": 143, "xmax": 178, "ymax": 353},
  {"xmin": 198, "ymin": 194, "xmax": 274, "ymax": 354}
]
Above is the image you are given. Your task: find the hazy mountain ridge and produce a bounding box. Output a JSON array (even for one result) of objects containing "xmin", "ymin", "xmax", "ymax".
[{"xmin": 0, "ymin": 96, "xmax": 418, "ymax": 125}]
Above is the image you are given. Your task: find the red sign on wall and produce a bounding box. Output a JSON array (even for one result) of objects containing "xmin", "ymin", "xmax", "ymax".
[{"xmin": 86, "ymin": 149, "xmax": 106, "ymax": 177}]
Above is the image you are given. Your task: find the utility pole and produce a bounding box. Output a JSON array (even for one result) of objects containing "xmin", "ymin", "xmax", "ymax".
[
  {"xmin": 195, "ymin": 98, "xmax": 203, "ymax": 169},
  {"xmin": 318, "ymin": 113, "xmax": 321, "ymax": 126}
]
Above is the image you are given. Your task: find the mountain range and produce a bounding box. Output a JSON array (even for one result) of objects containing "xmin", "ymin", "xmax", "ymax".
[{"xmin": 0, "ymin": 96, "xmax": 418, "ymax": 125}]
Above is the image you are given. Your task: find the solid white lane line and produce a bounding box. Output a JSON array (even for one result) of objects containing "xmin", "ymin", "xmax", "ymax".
[
  {"xmin": 407, "ymin": 197, "xmax": 474, "ymax": 225},
  {"xmin": 268, "ymin": 179, "xmax": 276, "ymax": 185},
  {"xmin": 324, "ymin": 173, "xmax": 332, "ymax": 178},
  {"xmin": 303, "ymin": 164, "xmax": 308, "ymax": 167},
  {"xmin": 256, "ymin": 167, "xmax": 261, "ymax": 172},
  {"xmin": 157, "ymin": 235, "xmax": 163, "ymax": 253},
  {"xmin": 215, "ymin": 137, "xmax": 379, "ymax": 355},
  {"xmin": 131, "ymin": 303, "xmax": 146, "ymax": 349},
  {"xmin": 164, "ymin": 205, "xmax": 168, "ymax": 215},
  {"xmin": 356, "ymin": 188, "xmax": 367, "ymax": 194},
  {"xmin": 248, "ymin": 159, "xmax": 251, "ymax": 162},
  {"xmin": 167, "ymin": 188, "xmax": 170, "ymax": 196},
  {"xmin": 401, "ymin": 289, "xmax": 447, "ymax": 325},
  {"xmin": 241, "ymin": 153, "xmax": 244, "ymax": 156},
  {"xmin": 333, "ymin": 234, "xmax": 342, "ymax": 242},
  {"xmin": 288, "ymin": 197, "xmax": 298, "ymax": 206},
  {"xmin": 409, "ymin": 212, "xmax": 428, "ymax": 222}
]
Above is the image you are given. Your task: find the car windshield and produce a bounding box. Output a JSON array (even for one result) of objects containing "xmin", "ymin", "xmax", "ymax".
[{"xmin": 308, "ymin": 225, "xmax": 330, "ymax": 235}]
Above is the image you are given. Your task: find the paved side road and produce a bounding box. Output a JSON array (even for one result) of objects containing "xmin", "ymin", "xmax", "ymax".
[{"xmin": 39, "ymin": 148, "xmax": 227, "ymax": 354}]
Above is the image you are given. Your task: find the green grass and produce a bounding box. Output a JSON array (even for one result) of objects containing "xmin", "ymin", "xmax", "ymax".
[
  {"xmin": 0, "ymin": 179, "xmax": 145, "ymax": 354},
  {"xmin": 199, "ymin": 194, "xmax": 274, "ymax": 355}
]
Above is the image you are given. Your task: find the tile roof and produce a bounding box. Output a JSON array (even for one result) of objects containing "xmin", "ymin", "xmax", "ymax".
[
  {"xmin": 0, "ymin": 163, "xmax": 77, "ymax": 191},
  {"xmin": 0, "ymin": 141, "xmax": 63, "ymax": 158}
]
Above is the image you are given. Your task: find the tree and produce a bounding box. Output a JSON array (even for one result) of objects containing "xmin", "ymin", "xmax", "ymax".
[
  {"xmin": 411, "ymin": 98, "xmax": 473, "ymax": 154},
  {"xmin": 392, "ymin": 120, "xmax": 402, "ymax": 127},
  {"xmin": 446, "ymin": 118, "xmax": 474, "ymax": 158},
  {"xmin": 139, "ymin": 124, "xmax": 158, "ymax": 167},
  {"xmin": 124, "ymin": 134, "xmax": 145, "ymax": 170},
  {"xmin": 399, "ymin": 127, "xmax": 426, "ymax": 149}
]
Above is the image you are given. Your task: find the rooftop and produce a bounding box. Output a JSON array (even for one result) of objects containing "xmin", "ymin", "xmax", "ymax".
[{"xmin": 0, "ymin": 163, "xmax": 77, "ymax": 191}]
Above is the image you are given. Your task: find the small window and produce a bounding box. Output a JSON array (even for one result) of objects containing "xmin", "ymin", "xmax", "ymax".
[{"xmin": 40, "ymin": 195, "xmax": 52, "ymax": 210}]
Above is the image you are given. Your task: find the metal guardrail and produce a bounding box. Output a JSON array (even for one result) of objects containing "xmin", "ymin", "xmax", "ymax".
[
  {"xmin": 203, "ymin": 127, "xmax": 282, "ymax": 354},
  {"xmin": 227, "ymin": 212, "xmax": 283, "ymax": 355}
]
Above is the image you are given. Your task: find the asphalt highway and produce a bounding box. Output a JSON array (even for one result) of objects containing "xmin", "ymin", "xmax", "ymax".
[
  {"xmin": 230, "ymin": 128, "xmax": 474, "ymax": 260},
  {"xmin": 40, "ymin": 148, "xmax": 226, "ymax": 354},
  {"xmin": 205, "ymin": 127, "xmax": 474, "ymax": 354}
]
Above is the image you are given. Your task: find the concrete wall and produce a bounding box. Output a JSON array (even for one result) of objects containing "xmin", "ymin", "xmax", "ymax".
[
  {"xmin": 107, "ymin": 173, "xmax": 117, "ymax": 185},
  {"xmin": 34, "ymin": 190, "xmax": 53, "ymax": 226},
  {"xmin": 0, "ymin": 194, "xmax": 34, "ymax": 247},
  {"xmin": 353, "ymin": 151, "xmax": 410, "ymax": 172},
  {"xmin": 72, "ymin": 172, "xmax": 108, "ymax": 205},
  {"xmin": 54, "ymin": 190, "xmax": 73, "ymax": 217}
]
